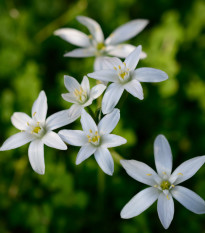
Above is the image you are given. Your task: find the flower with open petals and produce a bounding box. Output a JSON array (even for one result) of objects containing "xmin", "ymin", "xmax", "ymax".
[
  {"xmin": 120, "ymin": 134, "xmax": 205, "ymax": 229},
  {"xmin": 0, "ymin": 91, "xmax": 78, "ymax": 175},
  {"xmin": 62, "ymin": 75, "xmax": 106, "ymax": 119},
  {"xmin": 88, "ymin": 45, "xmax": 168, "ymax": 114},
  {"xmin": 54, "ymin": 16, "xmax": 148, "ymax": 70},
  {"xmin": 59, "ymin": 109, "xmax": 126, "ymax": 175}
]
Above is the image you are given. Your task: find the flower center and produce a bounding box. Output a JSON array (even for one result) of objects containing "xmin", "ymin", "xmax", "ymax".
[
  {"xmin": 74, "ymin": 87, "xmax": 87, "ymax": 103},
  {"xmin": 87, "ymin": 129, "xmax": 100, "ymax": 145},
  {"xmin": 96, "ymin": 42, "xmax": 105, "ymax": 51},
  {"xmin": 32, "ymin": 126, "xmax": 41, "ymax": 134},
  {"xmin": 160, "ymin": 180, "xmax": 171, "ymax": 190},
  {"xmin": 114, "ymin": 62, "xmax": 130, "ymax": 82}
]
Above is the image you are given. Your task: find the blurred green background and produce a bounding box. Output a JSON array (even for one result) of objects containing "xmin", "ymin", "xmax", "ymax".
[{"xmin": 1, "ymin": 0, "xmax": 205, "ymax": 232}]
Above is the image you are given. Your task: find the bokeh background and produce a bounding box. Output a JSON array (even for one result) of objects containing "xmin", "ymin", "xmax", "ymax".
[{"xmin": 1, "ymin": 0, "xmax": 205, "ymax": 232}]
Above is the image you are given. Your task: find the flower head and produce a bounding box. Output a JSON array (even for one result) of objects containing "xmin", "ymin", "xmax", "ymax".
[
  {"xmin": 62, "ymin": 75, "xmax": 106, "ymax": 119},
  {"xmin": 0, "ymin": 91, "xmax": 78, "ymax": 174},
  {"xmin": 54, "ymin": 16, "xmax": 148, "ymax": 70},
  {"xmin": 88, "ymin": 46, "xmax": 168, "ymax": 114},
  {"xmin": 120, "ymin": 134, "xmax": 205, "ymax": 229},
  {"xmin": 59, "ymin": 109, "xmax": 127, "ymax": 175}
]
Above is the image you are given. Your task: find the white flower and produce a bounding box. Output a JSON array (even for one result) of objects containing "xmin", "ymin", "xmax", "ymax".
[
  {"xmin": 120, "ymin": 134, "xmax": 205, "ymax": 229},
  {"xmin": 62, "ymin": 75, "xmax": 106, "ymax": 119},
  {"xmin": 59, "ymin": 108, "xmax": 126, "ymax": 175},
  {"xmin": 54, "ymin": 16, "xmax": 148, "ymax": 70},
  {"xmin": 0, "ymin": 91, "xmax": 78, "ymax": 175},
  {"xmin": 88, "ymin": 45, "xmax": 168, "ymax": 114}
]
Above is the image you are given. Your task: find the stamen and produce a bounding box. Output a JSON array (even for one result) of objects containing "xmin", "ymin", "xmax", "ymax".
[
  {"xmin": 162, "ymin": 172, "xmax": 167, "ymax": 175},
  {"xmin": 87, "ymin": 135, "xmax": 90, "ymax": 138},
  {"xmin": 27, "ymin": 122, "xmax": 29, "ymax": 126},
  {"xmin": 154, "ymin": 185, "xmax": 158, "ymax": 188},
  {"xmin": 32, "ymin": 126, "xmax": 41, "ymax": 134},
  {"xmin": 88, "ymin": 35, "xmax": 92, "ymax": 39},
  {"xmin": 171, "ymin": 184, "xmax": 175, "ymax": 188},
  {"xmin": 178, "ymin": 173, "xmax": 183, "ymax": 176},
  {"xmin": 166, "ymin": 195, "xmax": 170, "ymax": 200},
  {"xmin": 89, "ymin": 129, "xmax": 92, "ymax": 133},
  {"xmin": 33, "ymin": 112, "xmax": 36, "ymax": 117},
  {"xmin": 118, "ymin": 65, "xmax": 121, "ymax": 69},
  {"xmin": 114, "ymin": 67, "xmax": 117, "ymax": 70},
  {"xmin": 146, "ymin": 173, "xmax": 152, "ymax": 176}
]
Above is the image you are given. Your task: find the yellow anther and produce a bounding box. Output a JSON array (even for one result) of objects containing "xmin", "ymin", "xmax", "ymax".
[
  {"xmin": 120, "ymin": 72, "xmax": 127, "ymax": 79},
  {"xmin": 88, "ymin": 139, "xmax": 91, "ymax": 142},
  {"xmin": 118, "ymin": 65, "xmax": 121, "ymax": 69},
  {"xmin": 146, "ymin": 173, "xmax": 152, "ymax": 176},
  {"xmin": 32, "ymin": 126, "xmax": 41, "ymax": 134},
  {"xmin": 27, "ymin": 122, "xmax": 29, "ymax": 126},
  {"xmin": 89, "ymin": 129, "xmax": 92, "ymax": 133},
  {"xmin": 87, "ymin": 135, "xmax": 90, "ymax": 138},
  {"xmin": 33, "ymin": 112, "xmax": 36, "ymax": 117},
  {"xmin": 171, "ymin": 184, "xmax": 175, "ymax": 188},
  {"xmin": 154, "ymin": 185, "xmax": 158, "ymax": 188},
  {"xmin": 88, "ymin": 35, "xmax": 93, "ymax": 39},
  {"xmin": 123, "ymin": 62, "xmax": 126, "ymax": 66},
  {"xmin": 109, "ymin": 33, "xmax": 114, "ymax": 38},
  {"xmin": 178, "ymin": 173, "xmax": 183, "ymax": 176},
  {"xmin": 166, "ymin": 195, "xmax": 170, "ymax": 200},
  {"xmin": 114, "ymin": 67, "xmax": 117, "ymax": 70},
  {"xmin": 162, "ymin": 172, "xmax": 167, "ymax": 175}
]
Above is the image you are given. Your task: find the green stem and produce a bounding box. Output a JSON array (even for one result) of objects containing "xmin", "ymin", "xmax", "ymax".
[{"xmin": 110, "ymin": 149, "xmax": 125, "ymax": 165}]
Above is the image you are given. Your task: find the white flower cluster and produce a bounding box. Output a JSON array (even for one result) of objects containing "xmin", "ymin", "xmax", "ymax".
[{"xmin": 1, "ymin": 16, "xmax": 205, "ymax": 229}]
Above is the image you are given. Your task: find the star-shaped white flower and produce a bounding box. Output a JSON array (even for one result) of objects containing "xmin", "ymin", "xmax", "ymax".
[
  {"xmin": 120, "ymin": 135, "xmax": 205, "ymax": 229},
  {"xmin": 0, "ymin": 91, "xmax": 78, "ymax": 175},
  {"xmin": 54, "ymin": 16, "xmax": 148, "ymax": 70},
  {"xmin": 62, "ymin": 75, "xmax": 106, "ymax": 119},
  {"xmin": 88, "ymin": 45, "xmax": 168, "ymax": 114},
  {"xmin": 59, "ymin": 108, "xmax": 126, "ymax": 175}
]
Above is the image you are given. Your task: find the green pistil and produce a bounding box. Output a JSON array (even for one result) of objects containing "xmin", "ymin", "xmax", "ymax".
[
  {"xmin": 97, "ymin": 42, "xmax": 105, "ymax": 51},
  {"xmin": 160, "ymin": 180, "xmax": 171, "ymax": 190}
]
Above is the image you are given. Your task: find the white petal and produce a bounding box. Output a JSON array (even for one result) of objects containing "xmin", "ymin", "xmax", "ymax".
[
  {"xmin": 94, "ymin": 56, "xmax": 107, "ymax": 71},
  {"xmin": 123, "ymin": 79, "xmax": 143, "ymax": 100},
  {"xmin": 81, "ymin": 76, "xmax": 90, "ymax": 94},
  {"xmin": 171, "ymin": 186, "xmax": 205, "ymax": 214},
  {"xmin": 98, "ymin": 108, "xmax": 120, "ymax": 135},
  {"xmin": 94, "ymin": 147, "xmax": 114, "ymax": 175},
  {"xmin": 0, "ymin": 132, "xmax": 34, "ymax": 151},
  {"xmin": 76, "ymin": 144, "xmax": 96, "ymax": 165},
  {"xmin": 98, "ymin": 56, "xmax": 122, "ymax": 69},
  {"xmin": 58, "ymin": 130, "xmax": 87, "ymax": 146},
  {"xmin": 101, "ymin": 134, "xmax": 127, "ymax": 148},
  {"xmin": 46, "ymin": 109, "xmax": 79, "ymax": 131},
  {"xmin": 133, "ymin": 68, "xmax": 168, "ymax": 82},
  {"xmin": 124, "ymin": 45, "xmax": 141, "ymax": 70},
  {"xmin": 88, "ymin": 70, "xmax": 119, "ymax": 83},
  {"xmin": 80, "ymin": 109, "xmax": 98, "ymax": 134},
  {"xmin": 120, "ymin": 160, "xmax": 161, "ymax": 186},
  {"xmin": 77, "ymin": 16, "xmax": 104, "ymax": 42},
  {"xmin": 28, "ymin": 139, "xmax": 45, "ymax": 175},
  {"xmin": 64, "ymin": 75, "xmax": 81, "ymax": 93},
  {"xmin": 11, "ymin": 112, "xmax": 32, "ymax": 130},
  {"xmin": 102, "ymin": 83, "xmax": 124, "ymax": 114},
  {"xmin": 32, "ymin": 91, "xmax": 47, "ymax": 122},
  {"xmin": 157, "ymin": 192, "xmax": 174, "ymax": 229},
  {"xmin": 169, "ymin": 155, "xmax": 205, "ymax": 185},
  {"xmin": 121, "ymin": 187, "xmax": 159, "ymax": 219},
  {"xmin": 105, "ymin": 19, "xmax": 148, "ymax": 45},
  {"xmin": 61, "ymin": 93, "xmax": 79, "ymax": 104},
  {"xmin": 90, "ymin": 84, "xmax": 106, "ymax": 99},
  {"xmin": 106, "ymin": 44, "xmax": 136, "ymax": 58},
  {"xmin": 42, "ymin": 131, "xmax": 67, "ymax": 150},
  {"xmin": 64, "ymin": 47, "xmax": 95, "ymax": 57},
  {"xmin": 154, "ymin": 134, "xmax": 173, "ymax": 177},
  {"xmin": 54, "ymin": 28, "xmax": 91, "ymax": 47}
]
